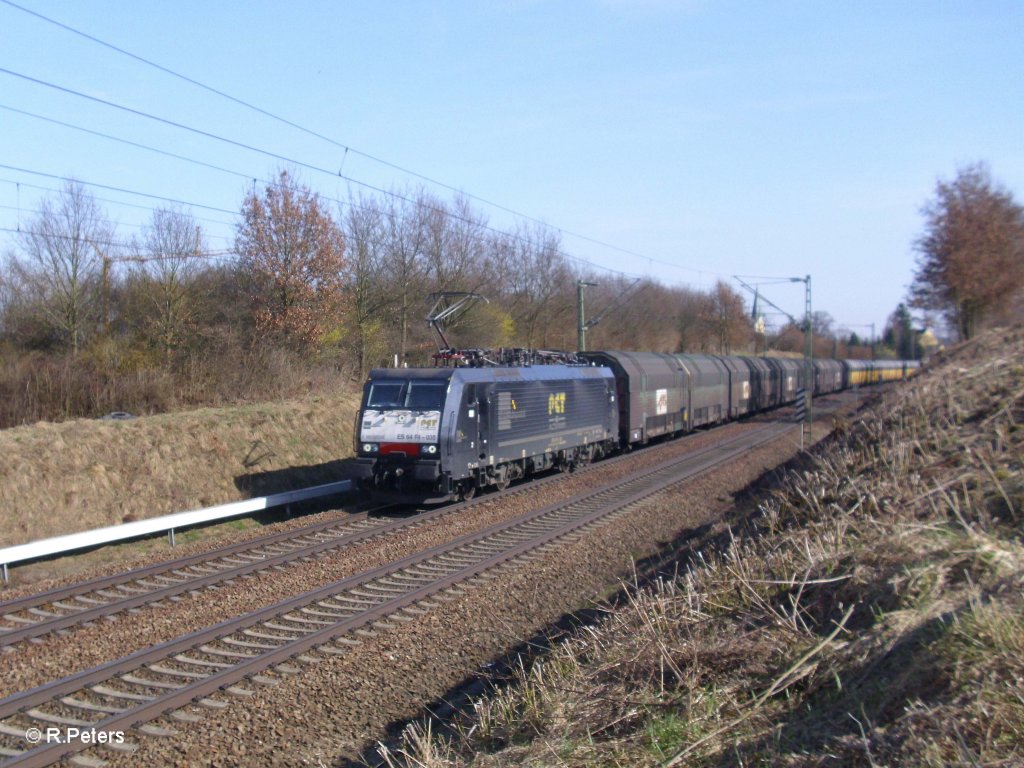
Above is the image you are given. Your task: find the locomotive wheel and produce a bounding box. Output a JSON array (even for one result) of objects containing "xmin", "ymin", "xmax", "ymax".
[
  {"xmin": 494, "ymin": 467, "xmax": 510, "ymax": 491},
  {"xmin": 459, "ymin": 482, "xmax": 477, "ymax": 501}
]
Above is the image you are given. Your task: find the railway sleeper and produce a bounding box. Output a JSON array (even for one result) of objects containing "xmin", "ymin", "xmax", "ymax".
[
  {"xmin": 326, "ymin": 637, "xmax": 362, "ymax": 648},
  {"xmin": 220, "ymin": 636, "xmax": 281, "ymax": 651},
  {"xmin": 169, "ymin": 709, "xmax": 204, "ymax": 724},
  {"xmin": 147, "ymin": 663, "xmax": 208, "ymax": 680},
  {"xmin": 298, "ymin": 606, "xmax": 355, "ymax": 619},
  {"xmin": 0, "ymin": 722, "xmax": 36, "ymax": 738},
  {"xmin": 89, "ymin": 685, "xmax": 155, "ymax": 703},
  {"xmin": 276, "ymin": 614, "xmax": 334, "ymax": 627},
  {"xmin": 242, "ymin": 628, "xmax": 303, "ymax": 642},
  {"xmin": 345, "ymin": 587, "xmax": 394, "ymax": 600},
  {"xmin": 1, "ymin": 614, "xmax": 38, "ymax": 626},
  {"xmin": 197, "ymin": 698, "xmax": 229, "ymax": 710},
  {"xmin": 197, "ymin": 644, "xmax": 259, "ymax": 660},
  {"xmin": 24, "ymin": 707, "xmax": 94, "ymax": 727},
  {"xmin": 71, "ymin": 595, "xmax": 108, "ymax": 606},
  {"xmin": 60, "ymin": 696, "xmax": 128, "ymax": 715},
  {"xmin": 171, "ymin": 654, "xmax": 233, "ymax": 670},
  {"xmin": 68, "ymin": 753, "xmax": 107, "ymax": 767},
  {"xmin": 110, "ymin": 584, "xmax": 151, "ymax": 596},
  {"xmin": 26, "ymin": 607, "xmax": 59, "ymax": 619},
  {"xmin": 376, "ymin": 575, "xmax": 427, "ymax": 588},
  {"xmin": 359, "ymin": 582, "xmax": 409, "ymax": 595},
  {"xmin": 51, "ymin": 601, "xmax": 89, "ymax": 613},
  {"xmin": 120, "ymin": 673, "xmax": 187, "ymax": 690},
  {"xmin": 404, "ymin": 563, "xmax": 454, "ymax": 576}
]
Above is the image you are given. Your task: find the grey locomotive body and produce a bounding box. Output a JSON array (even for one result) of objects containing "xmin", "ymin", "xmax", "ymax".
[{"xmin": 353, "ymin": 364, "xmax": 618, "ymax": 503}]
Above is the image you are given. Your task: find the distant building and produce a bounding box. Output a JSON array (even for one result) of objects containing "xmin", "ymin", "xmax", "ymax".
[{"xmin": 918, "ymin": 328, "xmax": 941, "ymax": 361}]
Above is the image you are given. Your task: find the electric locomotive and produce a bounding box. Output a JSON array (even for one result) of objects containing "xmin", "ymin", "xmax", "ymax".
[{"xmin": 353, "ymin": 364, "xmax": 618, "ymax": 503}]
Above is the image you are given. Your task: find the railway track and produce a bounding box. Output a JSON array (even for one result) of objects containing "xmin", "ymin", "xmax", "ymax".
[
  {"xmin": 0, "ymin": 416, "xmax": 746, "ymax": 650},
  {"xmin": 0, "ymin": 421, "xmax": 793, "ymax": 767},
  {"xmin": 0, "ymin": 510, "xmax": 407, "ymax": 649}
]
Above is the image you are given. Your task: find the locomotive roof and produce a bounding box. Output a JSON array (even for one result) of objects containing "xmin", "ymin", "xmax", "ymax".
[{"xmin": 365, "ymin": 364, "xmax": 613, "ymax": 385}]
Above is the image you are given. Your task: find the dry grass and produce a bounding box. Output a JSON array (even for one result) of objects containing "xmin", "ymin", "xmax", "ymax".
[
  {"xmin": 376, "ymin": 327, "xmax": 1024, "ymax": 767},
  {"xmin": 0, "ymin": 392, "xmax": 360, "ymax": 549}
]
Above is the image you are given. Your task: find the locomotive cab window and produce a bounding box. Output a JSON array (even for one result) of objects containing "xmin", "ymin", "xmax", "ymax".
[
  {"xmin": 367, "ymin": 382, "xmax": 404, "ymax": 408},
  {"xmin": 367, "ymin": 380, "xmax": 447, "ymax": 410},
  {"xmin": 405, "ymin": 381, "xmax": 447, "ymax": 409}
]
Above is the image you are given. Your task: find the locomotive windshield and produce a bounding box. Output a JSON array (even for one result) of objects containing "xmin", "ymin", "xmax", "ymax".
[{"xmin": 367, "ymin": 379, "xmax": 447, "ymax": 410}]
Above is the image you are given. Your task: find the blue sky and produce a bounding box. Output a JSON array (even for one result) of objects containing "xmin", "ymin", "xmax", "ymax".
[{"xmin": 1, "ymin": 1, "xmax": 1021, "ymax": 337}]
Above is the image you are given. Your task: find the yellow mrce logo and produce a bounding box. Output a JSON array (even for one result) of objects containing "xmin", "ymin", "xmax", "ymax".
[{"xmin": 548, "ymin": 392, "xmax": 566, "ymax": 415}]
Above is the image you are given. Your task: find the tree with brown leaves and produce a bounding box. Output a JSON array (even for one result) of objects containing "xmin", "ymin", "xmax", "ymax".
[
  {"xmin": 236, "ymin": 171, "xmax": 347, "ymax": 351},
  {"xmin": 910, "ymin": 164, "xmax": 1024, "ymax": 340}
]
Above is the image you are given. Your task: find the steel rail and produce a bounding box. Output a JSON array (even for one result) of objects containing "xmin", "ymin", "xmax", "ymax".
[
  {"xmin": 0, "ymin": 422, "xmax": 793, "ymax": 766},
  {"xmin": 0, "ymin": 424, "xmax": 781, "ymax": 716},
  {"xmin": 0, "ymin": 420, "xmax": 726, "ymax": 647},
  {"xmin": 0, "ymin": 481, "xmax": 356, "ymax": 581}
]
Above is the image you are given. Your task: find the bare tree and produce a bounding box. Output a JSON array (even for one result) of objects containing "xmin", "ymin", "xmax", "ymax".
[
  {"xmin": 422, "ymin": 192, "xmax": 488, "ymax": 292},
  {"xmin": 708, "ymin": 280, "xmax": 752, "ymax": 354},
  {"xmin": 236, "ymin": 170, "xmax": 347, "ymax": 351},
  {"xmin": 910, "ymin": 163, "xmax": 1024, "ymax": 340},
  {"xmin": 493, "ymin": 223, "xmax": 572, "ymax": 348},
  {"xmin": 126, "ymin": 207, "xmax": 206, "ymax": 361},
  {"xmin": 342, "ymin": 193, "xmax": 393, "ymax": 377},
  {"xmin": 13, "ymin": 181, "xmax": 113, "ymax": 353},
  {"xmin": 675, "ymin": 287, "xmax": 714, "ymax": 353},
  {"xmin": 377, "ymin": 189, "xmax": 433, "ymax": 362}
]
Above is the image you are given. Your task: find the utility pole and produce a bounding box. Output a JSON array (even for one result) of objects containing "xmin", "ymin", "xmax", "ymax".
[
  {"xmin": 801, "ymin": 274, "xmax": 812, "ymax": 362},
  {"xmin": 792, "ymin": 274, "xmax": 812, "ymax": 447},
  {"xmin": 733, "ymin": 272, "xmax": 813, "ymax": 443},
  {"xmin": 576, "ymin": 280, "xmax": 596, "ymax": 352},
  {"xmin": 90, "ymin": 241, "xmax": 111, "ymax": 337}
]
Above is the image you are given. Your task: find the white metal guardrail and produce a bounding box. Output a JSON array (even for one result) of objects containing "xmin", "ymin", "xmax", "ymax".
[{"xmin": 0, "ymin": 479, "xmax": 352, "ymax": 583}]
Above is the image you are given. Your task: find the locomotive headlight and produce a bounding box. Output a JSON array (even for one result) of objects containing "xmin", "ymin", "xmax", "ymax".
[
  {"xmin": 362, "ymin": 443, "xmax": 378, "ymax": 453},
  {"xmin": 422, "ymin": 444, "xmax": 438, "ymax": 455}
]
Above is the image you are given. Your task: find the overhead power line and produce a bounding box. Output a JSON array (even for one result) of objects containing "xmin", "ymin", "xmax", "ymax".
[
  {"xmin": 0, "ymin": 99, "xmax": 648, "ymax": 284},
  {"xmin": 0, "ymin": 103, "xmax": 253, "ymax": 184},
  {"xmin": 0, "ymin": 0, "xmax": 724, "ymax": 279},
  {"xmin": 0, "ymin": 164, "xmax": 239, "ymax": 217},
  {"xmin": 0, "ymin": 165, "xmax": 642, "ymax": 281},
  {"xmin": 0, "ymin": 224, "xmax": 235, "ymax": 260}
]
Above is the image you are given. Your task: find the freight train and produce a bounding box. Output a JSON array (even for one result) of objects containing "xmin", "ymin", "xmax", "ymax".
[{"xmin": 352, "ymin": 352, "xmax": 919, "ymax": 503}]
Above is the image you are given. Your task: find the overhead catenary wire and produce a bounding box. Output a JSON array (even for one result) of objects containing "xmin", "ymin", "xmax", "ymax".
[
  {"xmin": 0, "ymin": 177, "xmax": 238, "ymax": 235},
  {"xmin": 0, "ymin": 225, "xmax": 236, "ymax": 261},
  {"xmin": 0, "ymin": 0, "xmax": 727, "ymax": 281},
  {"xmin": 3, "ymin": 75, "xmax": 638, "ymax": 272},
  {"xmin": 0, "ymin": 103, "xmax": 256, "ymax": 185},
  {"xmin": 0, "ymin": 163, "xmax": 241, "ymax": 218},
  {"xmin": 0, "ymin": 75, "xmax": 634, "ymax": 277},
  {"xmin": 0, "ymin": 162, "xmax": 651, "ymax": 283}
]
